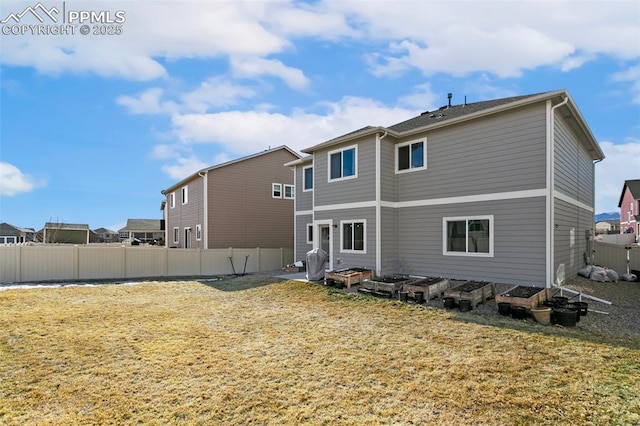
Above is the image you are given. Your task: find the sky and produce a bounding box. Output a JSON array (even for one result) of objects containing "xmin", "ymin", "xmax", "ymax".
[{"xmin": 1, "ymin": 0, "xmax": 639, "ymax": 232}]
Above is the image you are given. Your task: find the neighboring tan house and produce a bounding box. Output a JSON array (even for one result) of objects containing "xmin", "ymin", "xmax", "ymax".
[
  {"xmin": 0, "ymin": 223, "xmax": 36, "ymax": 244},
  {"xmin": 286, "ymin": 90, "xmax": 605, "ymax": 287},
  {"xmin": 118, "ymin": 219, "xmax": 165, "ymax": 243},
  {"xmin": 595, "ymin": 220, "xmax": 620, "ymax": 235},
  {"xmin": 43, "ymin": 222, "xmax": 90, "ymax": 244},
  {"xmin": 618, "ymin": 179, "xmax": 640, "ymax": 237},
  {"xmin": 93, "ymin": 227, "xmax": 119, "ymax": 243},
  {"xmin": 161, "ymin": 146, "xmax": 301, "ymax": 249}
]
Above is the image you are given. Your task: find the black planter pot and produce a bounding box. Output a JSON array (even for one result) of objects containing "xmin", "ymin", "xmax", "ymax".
[
  {"xmin": 459, "ymin": 299, "xmax": 472, "ymax": 312},
  {"xmin": 511, "ymin": 305, "xmax": 527, "ymax": 320},
  {"xmin": 443, "ymin": 297, "xmax": 456, "ymax": 309},
  {"xmin": 324, "ymin": 278, "xmax": 335, "ymax": 287},
  {"xmin": 398, "ymin": 291, "xmax": 409, "ymax": 302},
  {"xmin": 551, "ymin": 296, "xmax": 568, "ymax": 307},
  {"xmin": 414, "ymin": 291, "xmax": 425, "ymax": 304},
  {"xmin": 498, "ymin": 302, "xmax": 511, "ymax": 316},
  {"xmin": 566, "ymin": 303, "xmax": 581, "ymax": 323},
  {"xmin": 553, "ymin": 307, "xmax": 577, "ymax": 327},
  {"xmin": 573, "ymin": 301, "xmax": 588, "ymax": 316}
]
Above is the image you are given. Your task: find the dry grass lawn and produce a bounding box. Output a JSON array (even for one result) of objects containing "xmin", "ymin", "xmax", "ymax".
[{"xmin": 1, "ymin": 277, "xmax": 639, "ymax": 425}]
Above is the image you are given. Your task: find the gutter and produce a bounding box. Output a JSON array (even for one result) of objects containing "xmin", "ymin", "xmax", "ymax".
[
  {"xmin": 199, "ymin": 171, "xmax": 208, "ymax": 249},
  {"xmin": 376, "ymin": 130, "xmax": 388, "ymax": 275}
]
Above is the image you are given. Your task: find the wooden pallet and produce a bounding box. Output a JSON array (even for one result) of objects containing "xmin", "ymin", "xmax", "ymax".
[{"xmin": 444, "ymin": 281, "xmax": 495, "ymax": 308}]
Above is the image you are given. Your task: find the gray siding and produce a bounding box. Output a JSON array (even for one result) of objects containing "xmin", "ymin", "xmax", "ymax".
[
  {"xmin": 315, "ymin": 207, "xmax": 377, "ymax": 270},
  {"xmin": 295, "ymin": 213, "xmax": 313, "ymax": 262},
  {"xmin": 395, "ymin": 104, "xmax": 547, "ymax": 201},
  {"xmin": 380, "ymin": 137, "xmax": 399, "ymax": 202},
  {"xmin": 380, "ymin": 207, "xmax": 399, "ymax": 274},
  {"xmin": 554, "ymin": 198, "xmax": 593, "ymax": 282},
  {"xmin": 397, "ymin": 197, "xmax": 547, "ymax": 286},
  {"xmin": 554, "ymin": 115, "xmax": 595, "ymax": 205},
  {"xmin": 314, "ymin": 135, "xmax": 377, "ymax": 206}
]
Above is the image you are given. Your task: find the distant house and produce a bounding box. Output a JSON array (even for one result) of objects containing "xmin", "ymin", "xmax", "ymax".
[
  {"xmin": 0, "ymin": 223, "xmax": 36, "ymax": 244},
  {"xmin": 118, "ymin": 219, "xmax": 165, "ymax": 243},
  {"xmin": 43, "ymin": 222, "xmax": 90, "ymax": 244},
  {"xmin": 618, "ymin": 179, "xmax": 640, "ymax": 236},
  {"xmin": 287, "ymin": 90, "xmax": 604, "ymax": 287},
  {"xmin": 161, "ymin": 146, "xmax": 301, "ymax": 249},
  {"xmin": 93, "ymin": 227, "xmax": 119, "ymax": 243},
  {"xmin": 595, "ymin": 220, "xmax": 620, "ymax": 235}
]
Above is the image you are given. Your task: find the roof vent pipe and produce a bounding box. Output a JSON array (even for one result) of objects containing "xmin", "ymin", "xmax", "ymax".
[{"xmin": 447, "ymin": 93, "xmax": 452, "ymax": 108}]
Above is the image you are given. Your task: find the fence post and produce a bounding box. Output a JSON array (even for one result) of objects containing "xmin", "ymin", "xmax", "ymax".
[
  {"xmin": 16, "ymin": 245, "xmax": 22, "ymax": 283},
  {"xmin": 256, "ymin": 247, "xmax": 261, "ymax": 272}
]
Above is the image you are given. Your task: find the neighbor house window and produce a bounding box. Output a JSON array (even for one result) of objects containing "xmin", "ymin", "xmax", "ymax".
[
  {"xmin": 396, "ymin": 139, "xmax": 426, "ymax": 172},
  {"xmin": 443, "ymin": 216, "xmax": 493, "ymax": 256},
  {"xmin": 181, "ymin": 186, "xmax": 188, "ymax": 205},
  {"xmin": 284, "ymin": 184, "xmax": 294, "ymax": 199},
  {"xmin": 196, "ymin": 224, "xmax": 202, "ymax": 241},
  {"xmin": 303, "ymin": 166, "xmax": 313, "ymax": 191},
  {"xmin": 341, "ymin": 220, "xmax": 366, "ymax": 253},
  {"xmin": 329, "ymin": 145, "xmax": 357, "ymax": 181},
  {"xmin": 272, "ymin": 183, "xmax": 282, "ymax": 198},
  {"xmin": 170, "ymin": 192, "xmax": 176, "ymax": 208},
  {"xmin": 306, "ymin": 224, "xmax": 313, "ymax": 244},
  {"xmin": 173, "ymin": 227, "xmax": 179, "ymax": 244}
]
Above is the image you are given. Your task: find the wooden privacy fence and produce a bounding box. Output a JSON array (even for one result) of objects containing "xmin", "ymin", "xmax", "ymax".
[
  {"xmin": 0, "ymin": 245, "xmax": 293, "ymax": 283},
  {"xmin": 592, "ymin": 241, "xmax": 640, "ymax": 275}
]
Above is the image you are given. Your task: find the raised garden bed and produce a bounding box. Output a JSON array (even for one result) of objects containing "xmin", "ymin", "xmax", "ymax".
[
  {"xmin": 402, "ymin": 277, "xmax": 450, "ymax": 300},
  {"xmin": 326, "ymin": 268, "xmax": 374, "ymax": 288},
  {"xmin": 495, "ymin": 285, "xmax": 549, "ymax": 312},
  {"xmin": 444, "ymin": 281, "xmax": 495, "ymax": 309},
  {"xmin": 362, "ymin": 275, "xmax": 413, "ymax": 296}
]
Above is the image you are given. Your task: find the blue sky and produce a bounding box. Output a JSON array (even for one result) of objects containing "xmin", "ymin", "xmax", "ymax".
[{"xmin": 1, "ymin": 0, "xmax": 639, "ymax": 232}]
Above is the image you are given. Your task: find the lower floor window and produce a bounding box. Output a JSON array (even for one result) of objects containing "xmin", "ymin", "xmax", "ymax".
[
  {"xmin": 173, "ymin": 227, "xmax": 179, "ymax": 244},
  {"xmin": 444, "ymin": 216, "xmax": 493, "ymax": 256},
  {"xmin": 196, "ymin": 224, "xmax": 202, "ymax": 241},
  {"xmin": 341, "ymin": 220, "xmax": 365, "ymax": 252}
]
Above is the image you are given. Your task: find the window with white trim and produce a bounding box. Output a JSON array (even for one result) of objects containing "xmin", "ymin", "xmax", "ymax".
[
  {"xmin": 396, "ymin": 139, "xmax": 426, "ymax": 172},
  {"xmin": 303, "ymin": 166, "xmax": 313, "ymax": 191},
  {"xmin": 443, "ymin": 216, "xmax": 493, "ymax": 256},
  {"xmin": 181, "ymin": 186, "xmax": 188, "ymax": 204},
  {"xmin": 173, "ymin": 227, "xmax": 179, "ymax": 244},
  {"xmin": 196, "ymin": 224, "xmax": 202, "ymax": 241},
  {"xmin": 306, "ymin": 224, "xmax": 313, "ymax": 244},
  {"xmin": 170, "ymin": 192, "xmax": 175, "ymax": 208},
  {"xmin": 272, "ymin": 183, "xmax": 282, "ymax": 198},
  {"xmin": 341, "ymin": 220, "xmax": 366, "ymax": 253},
  {"xmin": 329, "ymin": 145, "xmax": 357, "ymax": 181},
  {"xmin": 284, "ymin": 184, "xmax": 294, "ymax": 199}
]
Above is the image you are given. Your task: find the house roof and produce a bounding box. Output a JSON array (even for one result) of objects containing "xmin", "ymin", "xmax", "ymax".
[
  {"xmin": 301, "ymin": 89, "xmax": 605, "ymax": 161},
  {"xmin": 617, "ymin": 179, "xmax": 640, "ymax": 207},
  {"xmin": 162, "ymin": 145, "xmax": 302, "ymax": 194},
  {"xmin": 44, "ymin": 222, "xmax": 90, "ymax": 230},
  {"xmin": 93, "ymin": 227, "xmax": 116, "ymax": 234},
  {"xmin": 121, "ymin": 219, "xmax": 163, "ymax": 232}
]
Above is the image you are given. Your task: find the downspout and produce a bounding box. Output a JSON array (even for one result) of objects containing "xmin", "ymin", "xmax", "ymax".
[
  {"xmin": 160, "ymin": 189, "xmax": 168, "ymax": 246},
  {"xmin": 376, "ymin": 130, "xmax": 388, "ymax": 275},
  {"xmin": 547, "ymin": 96, "xmax": 569, "ymax": 287},
  {"xmin": 199, "ymin": 171, "xmax": 208, "ymax": 249}
]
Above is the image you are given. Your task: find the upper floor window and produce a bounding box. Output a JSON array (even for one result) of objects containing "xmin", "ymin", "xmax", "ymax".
[
  {"xmin": 170, "ymin": 192, "xmax": 175, "ymax": 208},
  {"xmin": 341, "ymin": 220, "xmax": 366, "ymax": 253},
  {"xmin": 272, "ymin": 183, "xmax": 282, "ymax": 198},
  {"xmin": 396, "ymin": 139, "xmax": 426, "ymax": 173},
  {"xmin": 303, "ymin": 166, "xmax": 313, "ymax": 191},
  {"xmin": 329, "ymin": 145, "xmax": 357, "ymax": 181},
  {"xmin": 284, "ymin": 184, "xmax": 294, "ymax": 199},
  {"xmin": 181, "ymin": 186, "xmax": 188, "ymax": 204},
  {"xmin": 443, "ymin": 216, "xmax": 493, "ymax": 257}
]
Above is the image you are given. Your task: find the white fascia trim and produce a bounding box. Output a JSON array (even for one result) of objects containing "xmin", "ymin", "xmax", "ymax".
[
  {"xmin": 314, "ymin": 201, "xmax": 377, "ymax": 212},
  {"xmin": 296, "ymin": 210, "xmax": 314, "ymax": 216},
  {"xmin": 553, "ymin": 190, "xmax": 594, "ymax": 213},
  {"xmin": 380, "ymin": 189, "xmax": 546, "ymax": 209}
]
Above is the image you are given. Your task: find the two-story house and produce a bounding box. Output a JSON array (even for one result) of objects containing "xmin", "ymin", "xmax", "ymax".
[
  {"xmin": 162, "ymin": 146, "xmax": 300, "ymax": 249},
  {"xmin": 618, "ymin": 179, "xmax": 640, "ymax": 237},
  {"xmin": 287, "ymin": 90, "xmax": 605, "ymax": 287}
]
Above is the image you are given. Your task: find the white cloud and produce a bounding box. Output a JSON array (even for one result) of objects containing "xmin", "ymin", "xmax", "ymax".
[
  {"xmin": 160, "ymin": 155, "xmax": 209, "ymax": 180},
  {"xmin": 230, "ymin": 57, "xmax": 309, "ymax": 90},
  {"xmin": 0, "ymin": 162, "xmax": 43, "ymax": 196},
  {"xmin": 611, "ymin": 65, "xmax": 640, "ymax": 104},
  {"xmin": 595, "ymin": 140, "xmax": 640, "ymax": 213},
  {"xmin": 116, "ymin": 88, "xmax": 177, "ymax": 115}
]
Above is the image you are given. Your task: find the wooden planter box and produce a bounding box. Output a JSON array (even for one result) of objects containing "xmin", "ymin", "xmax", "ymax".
[
  {"xmin": 495, "ymin": 286, "xmax": 549, "ymax": 312},
  {"xmin": 403, "ymin": 277, "xmax": 450, "ymax": 300},
  {"xmin": 362, "ymin": 276, "xmax": 412, "ymax": 295},
  {"xmin": 444, "ymin": 281, "xmax": 495, "ymax": 308},
  {"xmin": 326, "ymin": 268, "xmax": 374, "ymax": 288}
]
